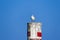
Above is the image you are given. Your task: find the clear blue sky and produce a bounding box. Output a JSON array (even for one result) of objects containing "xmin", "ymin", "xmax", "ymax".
[{"xmin": 0, "ymin": 0, "xmax": 60, "ymax": 40}]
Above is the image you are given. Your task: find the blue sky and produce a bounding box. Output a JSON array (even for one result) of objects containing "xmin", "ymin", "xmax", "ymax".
[{"xmin": 0, "ymin": 0, "xmax": 60, "ymax": 40}]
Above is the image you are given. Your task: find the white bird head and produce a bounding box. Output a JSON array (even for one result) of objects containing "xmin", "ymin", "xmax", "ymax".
[{"xmin": 31, "ymin": 15, "xmax": 35, "ymax": 21}]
